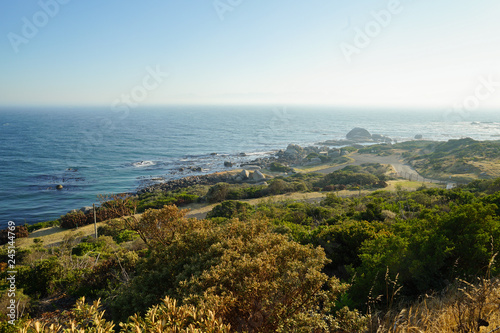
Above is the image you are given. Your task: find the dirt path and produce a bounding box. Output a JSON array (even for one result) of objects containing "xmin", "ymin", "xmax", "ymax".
[{"xmin": 315, "ymin": 152, "xmax": 440, "ymax": 183}]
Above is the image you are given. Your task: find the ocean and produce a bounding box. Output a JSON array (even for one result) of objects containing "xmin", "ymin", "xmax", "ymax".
[{"xmin": 1, "ymin": 105, "xmax": 499, "ymax": 228}]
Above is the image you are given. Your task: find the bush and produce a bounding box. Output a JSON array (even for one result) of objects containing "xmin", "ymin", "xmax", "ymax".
[
  {"xmin": 60, "ymin": 210, "xmax": 88, "ymax": 229},
  {"xmin": 206, "ymin": 183, "xmax": 230, "ymax": 203},
  {"xmin": 269, "ymin": 162, "xmax": 293, "ymax": 173},
  {"xmin": 26, "ymin": 220, "xmax": 60, "ymax": 232},
  {"xmin": 71, "ymin": 236, "xmax": 117, "ymax": 256},
  {"xmin": 317, "ymin": 170, "xmax": 379, "ymax": 188},
  {"xmin": 17, "ymin": 257, "xmax": 64, "ymax": 297},
  {"xmin": 268, "ymin": 179, "xmax": 292, "ymax": 195},
  {"xmin": 0, "ymin": 225, "xmax": 28, "ymax": 245},
  {"xmin": 207, "ymin": 200, "xmax": 254, "ymax": 219}
]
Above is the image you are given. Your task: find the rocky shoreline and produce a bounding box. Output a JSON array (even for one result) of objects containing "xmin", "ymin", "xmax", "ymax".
[
  {"xmin": 137, "ymin": 127, "xmax": 392, "ymax": 194},
  {"xmin": 137, "ymin": 169, "xmax": 268, "ymax": 194},
  {"xmin": 137, "ymin": 127, "xmax": 401, "ymax": 194}
]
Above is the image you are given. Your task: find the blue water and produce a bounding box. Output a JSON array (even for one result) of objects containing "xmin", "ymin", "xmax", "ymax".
[{"xmin": 1, "ymin": 105, "xmax": 499, "ymax": 228}]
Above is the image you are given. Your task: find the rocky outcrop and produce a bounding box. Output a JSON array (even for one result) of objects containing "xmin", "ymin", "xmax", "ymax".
[
  {"xmin": 372, "ymin": 134, "xmax": 392, "ymax": 143},
  {"xmin": 346, "ymin": 128, "xmax": 372, "ymax": 141},
  {"xmin": 251, "ymin": 170, "xmax": 266, "ymax": 181},
  {"xmin": 239, "ymin": 164, "xmax": 261, "ymax": 170},
  {"xmin": 80, "ymin": 206, "xmax": 94, "ymax": 214},
  {"xmin": 284, "ymin": 144, "xmax": 302, "ymax": 156},
  {"xmin": 240, "ymin": 169, "xmax": 250, "ymax": 179},
  {"xmin": 138, "ymin": 168, "xmax": 271, "ymax": 194}
]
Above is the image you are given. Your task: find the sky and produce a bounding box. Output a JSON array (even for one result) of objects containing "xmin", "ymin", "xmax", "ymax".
[{"xmin": 0, "ymin": 0, "xmax": 499, "ymax": 108}]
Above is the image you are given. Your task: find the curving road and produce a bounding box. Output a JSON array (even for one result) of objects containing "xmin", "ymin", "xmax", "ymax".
[{"xmin": 315, "ymin": 153, "xmax": 441, "ymax": 183}]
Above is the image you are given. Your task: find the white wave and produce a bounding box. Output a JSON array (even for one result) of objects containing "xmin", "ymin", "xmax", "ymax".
[{"xmin": 132, "ymin": 160, "xmax": 156, "ymax": 167}]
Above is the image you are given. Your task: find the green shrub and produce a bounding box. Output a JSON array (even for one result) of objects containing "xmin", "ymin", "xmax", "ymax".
[
  {"xmin": 206, "ymin": 183, "xmax": 230, "ymax": 203},
  {"xmin": 268, "ymin": 179, "xmax": 293, "ymax": 195},
  {"xmin": 269, "ymin": 162, "xmax": 293, "ymax": 173},
  {"xmin": 17, "ymin": 257, "xmax": 64, "ymax": 298},
  {"xmin": 207, "ymin": 200, "xmax": 254, "ymax": 219},
  {"xmin": 26, "ymin": 220, "xmax": 60, "ymax": 232},
  {"xmin": 114, "ymin": 230, "xmax": 138, "ymax": 243},
  {"xmin": 70, "ymin": 236, "xmax": 116, "ymax": 257},
  {"xmin": 317, "ymin": 170, "xmax": 379, "ymax": 188}
]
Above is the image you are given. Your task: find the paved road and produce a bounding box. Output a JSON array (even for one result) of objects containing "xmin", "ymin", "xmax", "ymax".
[{"xmin": 316, "ymin": 153, "xmax": 440, "ymax": 183}]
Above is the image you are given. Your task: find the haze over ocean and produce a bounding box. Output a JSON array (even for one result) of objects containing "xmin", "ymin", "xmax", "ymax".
[{"xmin": 0, "ymin": 105, "xmax": 498, "ymax": 227}]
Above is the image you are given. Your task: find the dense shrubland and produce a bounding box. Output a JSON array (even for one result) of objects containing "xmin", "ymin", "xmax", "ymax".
[{"xmin": 3, "ymin": 175, "xmax": 500, "ymax": 331}]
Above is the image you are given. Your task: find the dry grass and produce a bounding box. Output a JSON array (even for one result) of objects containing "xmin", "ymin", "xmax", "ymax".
[
  {"xmin": 470, "ymin": 160, "xmax": 500, "ymax": 178},
  {"xmin": 373, "ymin": 272, "xmax": 500, "ymax": 333},
  {"xmin": 16, "ymin": 223, "xmax": 106, "ymax": 249},
  {"xmin": 385, "ymin": 180, "xmax": 443, "ymax": 192},
  {"xmin": 294, "ymin": 156, "xmax": 355, "ymax": 173}
]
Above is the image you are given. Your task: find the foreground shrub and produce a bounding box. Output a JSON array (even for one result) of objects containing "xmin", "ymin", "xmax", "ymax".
[
  {"xmin": 22, "ymin": 297, "xmax": 115, "ymax": 332},
  {"xmin": 108, "ymin": 205, "xmax": 367, "ymax": 330},
  {"xmin": 17, "ymin": 257, "xmax": 64, "ymax": 298},
  {"xmin": 122, "ymin": 296, "xmax": 231, "ymax": 332},
  {"xmin": 372, "ymin": 277, "xmax": 500, "ymax": 333},
  {"xmin": 178, "ymin": 219, "xmax": 353, "ymax": 332}
]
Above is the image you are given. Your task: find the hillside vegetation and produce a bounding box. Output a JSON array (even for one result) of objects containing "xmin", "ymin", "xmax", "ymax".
[
  {"xmin": 2, "ymin": 173, "xmax": 500, "ymax": 332},
  {"xmin": 359, "ymin": 138, "xmax": 500, "ymax": 182}
]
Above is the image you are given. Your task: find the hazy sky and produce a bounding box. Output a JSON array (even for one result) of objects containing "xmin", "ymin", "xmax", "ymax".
[{"xmin": 1, "ymin": 0, "xmax": 499, "ymax": 108}]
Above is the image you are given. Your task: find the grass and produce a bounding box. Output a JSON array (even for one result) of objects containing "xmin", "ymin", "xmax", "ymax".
[
  {"xmin": 372, "ymin": 277, "xmax": 500, "ymax": 332},
  {"xmin": 385, "ymin": 180, "xmax": 443, "ymax": 191},
  {"xmin": 16, "ymin": 222, "xmax": 106, "ymax": 249},
  {"xmin": 469, "ymin": 159, "xmax": 500, "ymax": 178},
  {"xmin": 294, "ymin": 156, "xmax": 355, "ymax": 173}
]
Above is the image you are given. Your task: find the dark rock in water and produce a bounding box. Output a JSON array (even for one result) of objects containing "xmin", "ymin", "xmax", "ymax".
[
  {"xmin": 414, "ymin": 134, "xmax": 423, "ymax": 140},
  {"xmin": 179, "ymin": 167, "xmax": 185, "ymax": 172},
  {"xmin": 210, "ymin": 152, "xmax": 218, "ymax": 156},
  {"xmin": 346, "ymin": 128, "xmax": 372, "ymax": 141},
  {"xmin": 56, "ymin": 184, "xmax": 63, "ymax": 190},
  {"xmin": 239, "ymin": 153, "xmax": 247, "ymax": 156},
  {"xmin": 224, "ymin": 161, "xmax": 233, "ymax": 167}
]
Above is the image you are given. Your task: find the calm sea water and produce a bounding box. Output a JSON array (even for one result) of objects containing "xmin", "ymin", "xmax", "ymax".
[{"xmin": 0, "ymin": 105, "xmax": 499, "ymax": 228}]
